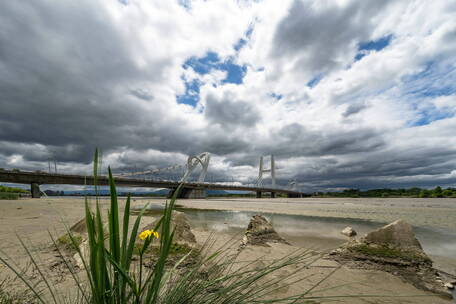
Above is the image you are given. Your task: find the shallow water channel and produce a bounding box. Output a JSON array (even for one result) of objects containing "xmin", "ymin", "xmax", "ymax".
[{"xmin": 140, "ymin": 205, "xmax": 456, "ymax": 264}]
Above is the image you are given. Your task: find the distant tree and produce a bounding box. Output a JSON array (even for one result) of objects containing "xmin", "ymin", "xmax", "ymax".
[
  {"xmin": 442, "ymin": 189, "xmax": 453, "ymax": 197},
  {"xmin": 408, "ymin": 187, "xmax": 421, "ymax": 196},
  {"xmin": 419, "ymin": 189, "xmax": 431, "ymax": 198},
  {"xmin": 432, "ymin": 186, "xmax": 443, "ymax": 198}
]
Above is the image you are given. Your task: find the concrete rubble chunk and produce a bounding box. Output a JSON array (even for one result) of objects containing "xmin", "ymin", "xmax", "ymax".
[
  {"xmin": 341, "ymin": 226, "xmax": 357, "ymax": 237},
  {"xmin": 328, "ymin": 219, "xmax": 456, "ymax": 298},
  {"xmin": 144, "ymin": 211, "xmax": 196, "ymax": 244},
  {"xmin": 444, "ymin": 282, "xmax": 454, "ymax": 289},
  {"xmin": 69, "ymin": 217, "xmax": 87, "ymax": 234},
  {"xmin": 241, "ymin": 215, "xmax": 289, "ymax": 247},
  {"xmin": 73, "ymin": 239, "xmax": 89, "ymax": 269},
  {"xmin": 362, "ymin": 219, "xmax": 422, "ymax": 249}
]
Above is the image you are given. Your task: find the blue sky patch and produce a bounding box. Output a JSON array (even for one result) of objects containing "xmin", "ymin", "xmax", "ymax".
[
  {"xmin": 359, "ymin": 35, "xmax": 392, "ymax": 51},
  {"xmin": 183, "ymin": 51, "xmax": 247, "ymax": 85},
  {"xmin": 176, "ymin": 78, "xmax": 201, "ymax": 106},
  {"xmin": 355, "ymin": 34, "xmax": 393, "ymax": 61},
  {"xmin": 402, "ymin": 60, "xmax": 456, "ymax": 126},
  {"xmin": 410, "ymin": 109, "xmax": 454, "ymax": 127},
  {"xmin": 234, "ymin": 26, "xmax": 253, "ymax": 51},
  {"xmin": 307, "ymin": 74, "xmax": 323, "ymax": 88},
  {"xmin": 402, "ymin": 60, "xmax": 456, "ymax": 98},
  {"xmin": 178, "ymin": 51, "xmax": 247, "ymax": 106}
]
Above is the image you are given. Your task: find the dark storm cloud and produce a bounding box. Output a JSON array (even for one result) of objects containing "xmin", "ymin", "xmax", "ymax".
[
  {"xmin": 272, "ymin": 0, "xmax": 394, "ymax": 76},
  {"xmin": 263, "ymin": 123, "xmax": 386, "ymax": 157},
  {"xmin": 205, "ymin": 93, "xmax": 260, "ymax": 128},
  {"xmin": 0, "ymin": 1, "xmax": 195, "ymax": 164},
  {"xmin": 291, "ymin": 145, "xmax": 456, "ymax": 191}
]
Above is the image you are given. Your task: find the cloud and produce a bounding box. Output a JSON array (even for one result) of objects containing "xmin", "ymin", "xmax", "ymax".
[
  {"xmin": 205, "ymin": 92, "xmax": 260, "ymax": 128},
  {"xmin": 271, "ymin": 0, "xmax": 394, "ymax": 77},
  {"xmin": 1, "ymin": 0, "xmax": 456, "ymax": 191}
]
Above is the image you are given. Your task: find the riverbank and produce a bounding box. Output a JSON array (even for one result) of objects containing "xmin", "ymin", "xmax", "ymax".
[{"xmin": 0, "ymin": 197, "xmax": 455, "ymax": 303}]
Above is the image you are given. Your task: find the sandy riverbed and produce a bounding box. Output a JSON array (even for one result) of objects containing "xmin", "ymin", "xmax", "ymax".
[{"xmin": 0, "ymin": 197, "xmax": 455, "ymax": 303}]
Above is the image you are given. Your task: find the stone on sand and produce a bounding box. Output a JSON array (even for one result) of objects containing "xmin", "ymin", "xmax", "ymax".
[
  {"xmin": 241, "ymin": 215, "xmax": 289, "ymax": 247},
  {"xmin": 143, "ymin": 211, "xmax": 196, "ymax": 244},
  {"xmin": 341, "ymin": 226, "xmax": 357, "ymax": 237},
  {"xmin": 362, "ymin": 219, "xmax": 422, "ymax": 249},
  {"xmin": 444, "ymin": 282, "xmax": 454, "ymax": 289},
  {"xmin": 69, "ymin": 217, "xmax": 88, "ymax": 234},
  {"xmin": 329, "ymin": 219, "xmax": 456, "ymax": 298}
]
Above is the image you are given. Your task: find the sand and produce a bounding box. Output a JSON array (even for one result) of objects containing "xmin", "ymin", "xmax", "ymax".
[{"xmin": 0, "ymin": 196, "xmax": 454, "ymax": 303}]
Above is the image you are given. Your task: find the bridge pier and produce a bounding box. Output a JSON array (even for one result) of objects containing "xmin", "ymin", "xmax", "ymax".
[
  {"xmin": 256, "ymin": 191, "xmax": 262, "ymax": 198},
  {"xmin": 287, "ymin": 193, "xmax": 302, "ymax": 198},
  {"xmin": 271, "ymin": 192, "xmax": 276, "ymax": 198},
  {"xmin": 31, "ymin": 182, "xmax": 41, "ymax": 198}
]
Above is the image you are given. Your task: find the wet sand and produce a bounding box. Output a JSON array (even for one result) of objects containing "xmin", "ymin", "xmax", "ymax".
[{"xmin": 0, "ymin": 197, "xmax": 455, "ymax": 303}]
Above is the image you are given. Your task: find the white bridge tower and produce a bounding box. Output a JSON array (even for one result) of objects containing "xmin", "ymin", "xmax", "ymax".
[{"xmin": 257, "ymin": 155, "xmax": 276, "ymax": 188}]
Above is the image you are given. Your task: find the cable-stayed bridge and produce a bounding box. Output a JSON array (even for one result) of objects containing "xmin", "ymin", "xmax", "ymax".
[{"xmin": 0, "ymin": 152, "xmax": 305, "ymax": 199}]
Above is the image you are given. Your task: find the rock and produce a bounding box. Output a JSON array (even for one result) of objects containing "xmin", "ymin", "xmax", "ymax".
[
  {"xmin": 327, "ymin": 219, "xmax": 456, "ymax": 298},
  {"xmin": 339, "ymin": 220, "xmax": 432, "ymax": 265},
  {"xmin": 363, "ymin": 220, "xmax": 422, "ymax": 249},
  {"xmin": 143, "ymin": 211, "xmax": 196, "ymax": 244},
  {"xmin": 341, "ymin": 226, "xmax": 357, "ymax": 237},
  {"xmin": 241, "ymin": 215, "xmax": 289, "ymax": 247},
  {"xmin": 69, "ymin": 217, "xmax": 87, "ymax": 234},
  {"xmin": 444, "ymin": 282, "xmax": 454, "ymax": 289},
  {"xmin": 72, "ymin": 239, "xmax": 90, "ymax": 269}
]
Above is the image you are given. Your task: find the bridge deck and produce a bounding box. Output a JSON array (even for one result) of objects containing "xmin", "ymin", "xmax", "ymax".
[{"xmin": 0, "ymin": 170, "xmax": 304, "ymax": 196}]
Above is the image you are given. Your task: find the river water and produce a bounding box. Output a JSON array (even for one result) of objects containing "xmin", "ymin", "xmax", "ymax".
[{"xmin": 136, "ymin": 197, "xmax": 456, "ymax": 274}]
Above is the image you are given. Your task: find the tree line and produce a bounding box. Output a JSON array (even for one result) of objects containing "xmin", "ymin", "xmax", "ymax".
[{"xmin": 313, "ymin": 186, "xmax": 456, "ymax": 198}]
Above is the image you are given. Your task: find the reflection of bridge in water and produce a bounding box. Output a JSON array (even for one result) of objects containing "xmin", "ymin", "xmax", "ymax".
[{"xmin": 0, "ymin": 152, "xmax": 305, "ymax": 199}]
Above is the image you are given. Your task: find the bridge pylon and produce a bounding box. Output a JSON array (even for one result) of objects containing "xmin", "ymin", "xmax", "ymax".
[
  {"xmin": 257, "ymin": 155, "xmax": 276, "ymax": 198},
  {"xmin": 170, "ymin": 152, "xmax": 211, "ymax": 199}
]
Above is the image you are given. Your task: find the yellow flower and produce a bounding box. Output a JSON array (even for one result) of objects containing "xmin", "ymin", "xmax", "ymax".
[{"xmin": 139, "ymin": 229, "xmax": 159, "ymax": 240}]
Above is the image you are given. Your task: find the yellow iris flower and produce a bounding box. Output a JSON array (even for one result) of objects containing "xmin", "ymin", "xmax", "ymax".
[{"xmin": 139, "ymin": 229, "xmax": 159, "ymax": 240}]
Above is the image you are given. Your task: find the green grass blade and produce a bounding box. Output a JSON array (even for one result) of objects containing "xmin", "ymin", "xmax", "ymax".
[
  {"xmin": 108, "ymin": 167, "xmax": 121, "ymax": 263},
  {"xmin": 124, "ymin": 202, "xmax": 149, "ymax": 272},
  {"xmin": 84, "ymin": 197, "xmax": 99, "ymax": 300},
  {"xmin": 119, "ymin": 194, "xmax": 131, "ymax": 301},
  {"xmin": 104, "ymin": 249, "xmax": 138, "ymax": 295},
  {"xmin": 95, "ymin": 202, "xmax": 110, "ymax": 301},
  {"xmin": 121, "ymin": 194, "xmax": 131, "ymax": 265},
  {"xmin": 108, "ymin": 167, "xmax": 121, "ymax": 302}
]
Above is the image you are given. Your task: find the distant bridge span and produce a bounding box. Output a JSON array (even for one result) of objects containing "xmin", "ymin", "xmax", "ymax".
[{"xmin": 0, "ymin": 170, "xmax": 305, "ymax": 199}]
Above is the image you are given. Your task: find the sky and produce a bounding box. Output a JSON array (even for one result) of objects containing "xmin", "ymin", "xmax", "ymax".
[{"xmin": 1, "ymin": 0, "xmax": 456, "ymax": 192}]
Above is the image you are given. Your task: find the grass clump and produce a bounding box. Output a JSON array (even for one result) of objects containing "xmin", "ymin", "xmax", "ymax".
[
  {"xmin": 133, "ymin": 242, "xmax": 193, "ymax": 256},
  {"xmin": 56, "ymin": 233, "xmax": 83, "ymax": 251},
  {"xmin": 350, "ymin": 244, "xmax": 404, "ymax": 258},
  {"xmin": 348, "ymin": 244, "xmax": 430, "ymax": 263}
]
